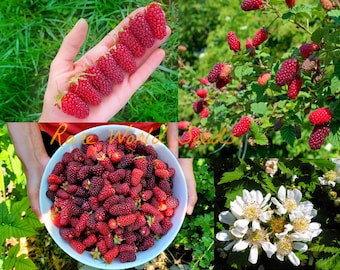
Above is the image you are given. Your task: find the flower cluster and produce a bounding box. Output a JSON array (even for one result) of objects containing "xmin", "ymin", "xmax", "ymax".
[{"xmin": 216, "ymin": 186, "xmax": 322, "ymax": 266}]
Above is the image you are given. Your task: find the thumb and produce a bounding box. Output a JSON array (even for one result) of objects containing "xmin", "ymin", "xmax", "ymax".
[{"xmin": 51, "ymin": 18, "xmax": 88, "ymax": 70}]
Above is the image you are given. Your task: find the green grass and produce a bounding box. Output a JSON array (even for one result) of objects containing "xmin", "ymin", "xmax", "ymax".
[{"xmin": 0, "ymin": 0, "xmax": 178, "ymax": 122}]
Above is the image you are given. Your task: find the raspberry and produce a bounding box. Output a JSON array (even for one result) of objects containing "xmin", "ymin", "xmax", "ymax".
[
  {"xmin": 89, "ymin": 176, "xmax": 104, "ymax": 197},
  {"xmin": 117, "ymin": 214, "xmax": 137, "ymax": 227},
  {"xmin": 119, "ymin": 251, "xmax": 136, "ymax": 263},
  {"xmin": 48, "ymin": 174, "xmax": 63, "ymax": 185},
  {"xmin": 96, "ymin": 221, "xmax": 111, "ymax": 236},
  {"xmin": 288, "ymin": 76, "xmax": 303, "ymax": 99},
  {"xmin": 309, "ymin": 124, "xmax": 331, "ymax": 150},
  {"xmin": 131, "ymin": 168, "xmax": 144, "ymax": 186},
  {"xmin": 196, "ymin": 88, "xmax": 208, "ymax": 99},
  {"xmin": 118, "ymin": 27, "xmax": 145, "ymax": 57},
  {"xmin": 97, "ymin": 184, "xmax": 115, "ymax": 202},
  {"xmin": 141, "ymin": 202, "xmax": 160, "ymax": 217},
  {"xmin": 232, "ymin": 116, "xmax": 252, "ymax": 137},
  {"xmin": 178, "ymin": 121, "xmax": 190, "ymax": 130},
  {"xmin": 66, "ymin": 162, "xmax": 82, "ymax": 183},
  {"xmin": 96, "ymin": 54, "xmax": 124, "ymax": 85},
  {"xmin": 216, "ymin": 76, "xmax": 232, "ymax": 89},
  {"xmin": 152, "ymin": 186, "xmax": 167, "ymax": 201},
  {"xmin": 165, "ymin": 196, "xmax": 179, "ymax": 208},
  {"xmin": 83, "ymin": 234, "xmax": 97, "ymax": 247},
  {"xmin": 60, "ymin": 227, "xmax": 78, "ymax": 242},
  {"xmin": 94, "ymin": 207, "xmax": 106, "ymax": 222},
  {"xmin": 133, "ymin": 156, "xmax": 147, "ymax": 173},
  {"xmin": 68, "ymin": 75, "xmax": 102, "ymax": 106},
  {"xmin": 75, "ymin": 212, "xmax": 90, "ymax": 233},
  {"xmin": 145, "ymin": 2, "xmax": 167, "ymax": 40},
  {"xmin": 299, "ymin": 43, "xmax": 314, "ymax": 59},
  {"xmin": 227, "ymin": 31, "xmax": 241, "ymax": 52},
  {"xmin": 161, "ymin": 217, "xmax": 173, "ymax": 235},
  {"xmin": 96, "ymin": 240, "xmax": 108, "ymax": 256},
  {"xmin": 257, "ymin": 71, "xmax": 271, "ymax": 86},
  {"xmin": 158, "ymin": 179, "xmax": 172, "ymax": 196},
  {"xmin": 129, "ymin": 13, "xmax": 155, "ymax": 48},
  {"xmin": 200, "ymin": 107, "xmax": 210, "ymax": 119},
  {"xmin": 252, "ymin": 27, "xmax": 268, "ymax": 47},
  {"xmin": 208, "ymin": 62, "xmax": 225, "ymax": 83},
  {"xmin": 108, "ymin": 169, "xmax": 126, "ymax": 183},
  {"xmin": 51, "ymin": 162, "xmax": 64, "ymax": 176},
  {"xmin": 154, "ymin": 169, "xmax": 170, "ymax": 179},
  {"xmin": 70, "ymin": 239, "xmax": 86, "ymax": 254},
  {"xmin": 86, "ymin": 66, "xmax": 113, "ymax": 96},
  {"xmin": 308, "ymin": 107, "xmax": 333, "ymax": 125},
  {"xmin": 138, "ymin": 234, "xmax": 155, "ymax": 251},
  {"xmin": 241, "ymin": 0, "xmax": 264, "ymax": 11},
  {"xmin": 60, "ymin": 92, "xmax": 89, "ymax": 119},
  {"xmin": 109, "ymin": 202, "xmax": 137, "ymax": 216},
  {"xmin": 117, "ymin": 153, "xmax": 134, "ymax": 169},
  {"xmin": 110, "ymin": 43, "xmax": 137, "ymax": 74},
  {"xmin": 193, "ymin": 99, "xmax": 204, "ymax": 114},
  {"xmin": 88, "ymin": 196, "xmax": 100, "ymax": 211},
  {"xmin": 285, "ymin": 0, "xmax": 296, "ymax": 8},
  {"xmin": 320, "ymin": 0, "xmax": 333, "ymax": 10},
  {"xmin": 275, "ymin": 57, "xmax": 299, "ymax": 86},
  {"xmin": 199, "ymin": 77, "xmax": 209, "ymax": 85},
  {"xmin": 103, "ymin": 246, "xmax": 119, "ymax": 264}
]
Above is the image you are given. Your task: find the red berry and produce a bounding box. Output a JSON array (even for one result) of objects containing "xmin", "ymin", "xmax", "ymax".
[
  {"xmin": 257, "ymin": 71, "xmax": 271, "ymax": 86},
  {"xmin": 119, "ymin": 251, "xmax": 136, "ymax": 263},
  {"xmin": 208, "ymin": 62, "xmax": 225, "ymax": 83},
  {"xmin": 241, "ymin": 0, "xmax": 264, "ymax": 11},
  {"xmin": 68, "ymin": 75, "xmax": 101, "ymax": 105},
  {"xmin": 227, "ymin": 31, "xmax": 241, "ymax": 52},
  {"xmin": 118, "ymin": 27, "xmax": 145, "ymax": 57},
  {"xmin": 246, "ymin": 38, "xmax": 256, "ymax": 56},
  {"xmin": 193, "ymin": 99, "xmax": 204, "ymax": 114},
  {"xmin": 178, "ymin": 121, "xmax": 190, "ymax": 130},
  {"xmin": 199, "ymin": 77, "xmax": 209, "ymax": 85},
  {"xmin": 309, "ymin": 107, "xmax": 333, "ymax": 125},
  {"xmin": 309, "ymin": 124, "xmax": 331, "ymax": 150},
  {"xmin": 275, "ymin": 57, "xmax": 300, "ymax": 86},
  {"xmin": 232, "ymin": 116, "xmax": 252, "ymax": 137},
  {"xmin": 320, "ymin": 0, "xmax": 333, "ymax": 10},
  {"xmin": 145, "ymin": 2, "xmax": 167, "ymax": 40},
  {"xmin": 117, "ymin": 214, "xmax": 137, "ymax": 227},
  {"xmin": 200, "ymin": 107, "xmax": 210, "ymax": 119},
  {"xmin": 103, "ymin": 246, "xmax": 119, "ymax": 264},
  {"xmin": 96, "ymin": 54, "xmax": 124, "ymax": 85},
  {"xmin": 129, "ymin": 13, "xmax": 155, "ymax": 48},
  {"xmin": 196, "ymin": 88, "xmax": 208, "ymax": 98},
  {"xmin": 252, "ymin": 27, "xmax": 268, "ymax": 47},
  {"xmin": 70, "ymin": 239, "xmax": 86, "ymax": 254},
  {"xmin": 48, "ymin": 174, "xmax": 63, "ymax": 185},
  {"xmin": 285, "ymin": 0, "xmax": 296, "ymax": 8},
  {"xmin": 165, "ymin": 196, "xmax": 179, "ymax": 209},
  {"xmin": 96, "ymin": 221, "xmax": 111, "ymax": 236},
  {"xmin": 288, "ymin": 76, "xmax": 303, "ymax": 99},
  {"xmin": 83, "ymin": 234, "xmax": 97, "ymax": 247},
  {"xmin": 110, "ymin": 43, "xmax": 137, "ymax": 74},
  {"xmin": 109, "ymin": 201, "xmax": 137, "ymax": 216},
  {"xmin": 161, "ymin": 217, "xmax": 173, "ymax": 235},
  {"xmin": 299, "ymin": 43, "xmax": 314, "ymax": 59},
  {"xmin": 86, "ymin": 66, "xmax": 113, "ymax": 96},
  {"xmin": 60, "ymin": 92, "xmax": 89, "ymax": 119},
  {"xmin": 131, "ymin": 168, "xmax": 144, "ymax": 187},
  {"xmin": 154, "ymin": 169, "xmax": 170, "ymax": 179}
]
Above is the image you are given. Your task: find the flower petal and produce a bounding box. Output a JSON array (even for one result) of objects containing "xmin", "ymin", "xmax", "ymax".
[
  {"xmin": 248, "ymin": 245, "xmax": 259, "ymax": 264},
  {"xmin": 232, "ymin": 240, "xmax": 249, "ymax": 252},
  {"xmin": 216, "ymin": 230, "xmax": 232, "ymax": 242},
  {"xmin": 261, "ymin": 242, "xmax": 276, "ymax": 258},
  {"xmin": 219, "ymin": 211, "xmax": 236, "ymax": 225},
  {"xmin": 252, "ymin": 220, "xmax": 261, "ymax": 231},
  {"xmin": 243, "ymin": 190, "xmax": 251, "ymax": 204},
  {"xmin": 293, "ymin": 242, "xmax": 308, "ymax": 253},
  {"xmin": 224, "ymin": 240, "xmax": 236, "ymax": 251},
  {"xmin": 277, "ymin": 186, "xmax": 286, "ymax": 202},
  {"xmin": 288, "ymin": 251, "xmax": 300, "ymax": 266},
  {"xmin": 261, "ymin": 193, "xmax": 271, "ymax": 207},
  {"xmin": 234, "ymin": 219, "xmax": 249, "ymax": 232}
]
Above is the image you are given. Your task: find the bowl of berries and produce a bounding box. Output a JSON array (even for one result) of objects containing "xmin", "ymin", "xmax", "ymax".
[{"xmin": 40, "ymin": 124, "xmax": 187, "ymax": 269}]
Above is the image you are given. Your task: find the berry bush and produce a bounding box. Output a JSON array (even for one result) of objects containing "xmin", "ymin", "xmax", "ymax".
[{"xmin": 178, "ymin": 0, "xmax": 340, "ymax": 158}]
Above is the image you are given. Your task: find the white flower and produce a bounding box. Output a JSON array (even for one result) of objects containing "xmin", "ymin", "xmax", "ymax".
[
  {"xmin": 232, "ymin": 228, "xmax": 276, "ymax": 264},
  {"xmin": 271, "ymin": 186, "xmax": 305, "ymax": 215},
  {"xmin": 265, "ymin": 158, "xmax": 278, "ymax": 177},
  {"xmin": 318, "ymin": 176, "xmax": 336, "ymax": 187},
  {"xmin": 289, "ymin": 211, "xmax": 322, "ymax": 242},
  {"xmin": 230, "ymin": 189, "xmax": 272, "ymax": 231},
  {"xmin": 275, "ymin": 234, "xmax": 308, "ymax": 266},
  {"xmin": 216, "ymin": 211, "xmax": 239, "ymax": 251}
]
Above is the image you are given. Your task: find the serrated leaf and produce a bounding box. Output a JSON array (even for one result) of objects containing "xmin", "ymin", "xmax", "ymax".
[
  {"xmin": 0, "ymin": 202, "xmax": 9, "ymax": 224},
  {"xmin": 11, "ymin": 197, "xmax": 30, "ymax": 219},
  {"xmin": 250, "ymin": 121, "xmax": 260, "ymax": 135},
  {"xmin": 1, "ymin": 219, "xmax": 37, "ymax": 241},
  {"xmin": 278, "ymin": 161, "xmax": 293, "ymax": 175},
  {"xmin": 251, "ymin": 102, "xmax": 267, "ymax": 116},
  {"xmin": 234, "ymin": 66, "xmax": 243, "ymax": 80},
  {"xmin": 311, "ymin": 27, "xmax": 326, "ymax": 43},
  {"xmin": 253, "ymin": 133, "xmax": 269, "ymax": 145},
  {"xmin": 280, "ymin": 125, "xmax": 296, "ymax": 146},
  {"xmin": 218, "ymin": 167, "xmax": 244, "ymax": 184},
  {"xmin": 3, "ymin": 244, "xmax": 20, "ymax": 270},
  {"xmin": 291, "ymin": 4, "xmax": 312, "ymax": 18},
  {"xmin": 251, "ymin": 83, "xmax": 266, "ymax": 102},
  {"xmin": 14, "ymin": 254, "xmax": 37, "ymax": 270}
]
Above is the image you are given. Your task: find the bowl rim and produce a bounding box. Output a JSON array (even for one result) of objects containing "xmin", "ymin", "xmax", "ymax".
[{"xmin": 39, "ymin": 124, "xmax": 188, "ymax": 269}]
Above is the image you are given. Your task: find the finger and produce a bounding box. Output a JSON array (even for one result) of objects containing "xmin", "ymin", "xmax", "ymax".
[
  {"xmin": 51, "ymin": 18, "xmax": 88, "ymax": 71},
  {"xmin": 129, "ymin": 48, "xmax": 165, "ymax": 91}
]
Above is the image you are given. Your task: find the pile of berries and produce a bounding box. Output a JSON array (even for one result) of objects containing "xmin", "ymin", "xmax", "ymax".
[
  {"xmin": 58, "ymin": 3, "xmax": 167, "ymax": 119},
  {"xmin": 46, "ymin": 133, "xmax": 179, "ymax": 264}
]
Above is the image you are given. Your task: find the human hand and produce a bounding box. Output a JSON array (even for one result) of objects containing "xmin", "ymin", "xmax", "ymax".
[
  {"xmin": 178, "ymin": 158, "xmax": 198, "ymax": 215},
  {"xmin": 40, "ymin": 7, "xmax": 171, "ymax": 122}
]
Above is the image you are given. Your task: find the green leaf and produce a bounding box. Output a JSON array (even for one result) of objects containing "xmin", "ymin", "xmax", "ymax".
[
  {"xmin": 251, "ymin": 102, "xmax": 267, "ymax": 116},
  {"xmin": 311, "ymin": 27, "xmax": 326, "ymax": 43},
  {"xmin": 291, "ymin": 4, "xmax": 313, "ymax": 18},
  {"xmin": 251, "ymin": 83, "xmax": 266, "ymax": 102},
  {"xmin": 234, "ymin": 66, "xmax": 243, "ymax": 80},
  {"xmin": 0, "ymin": 201, "xmax": 9, "ymax": 223},
  {"xmin": 11, "ymin": 197, "xmax": 30, "ymax": 217},
  {"xmin": 218, "ymin": 166, "xmax": 244, "ymax": 184},
  {"xmin": 253, "ymin": 133, "xmax": 269, "ymax": 145},
  {"xmin": 14, "ymin": 254, "xmax": 37, "ymax": 270},
  {"xmin": 3, "ymin": 244, "xmax": 20, "ymax": 270},
  {"xmin": 328, "ymin": 122, "xmax": 340, "ymax": 148},
  {"xmin": 280, "ymin": 125, "xmax": 296, "ymax": 146},
  {"xmin": 328, "ymin": 10, "xmax": 340, "ymax": 25},
  {"xmin": 1, "ymin": 219, "xmax": 37, "ymax": 242}
]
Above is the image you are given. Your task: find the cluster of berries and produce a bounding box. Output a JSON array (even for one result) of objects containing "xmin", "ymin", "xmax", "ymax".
[
  {"xmin": 58, "ymin": 3, "xmax": 167, "ymax": 119},
  {"xmin": 308, "ymin": 107, "xmax": 333, "ymax": 150},
  {"xmin": 192, "ymin": 88, "xmax": 209, "ymax": 119},
  {"xmin": 178, "ymin": 124, "xmax": 201, "ymax": 149},
  {"xmin": 46, "ymin": 133, "xmax": 179, "ymax": 264}
]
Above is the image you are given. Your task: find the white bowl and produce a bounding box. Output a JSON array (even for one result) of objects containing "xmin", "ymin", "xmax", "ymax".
[{"xmin": 40, "ymin": 124, "xmax": 188, "ymax": 269}]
